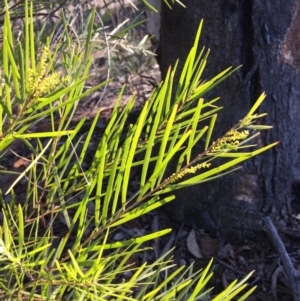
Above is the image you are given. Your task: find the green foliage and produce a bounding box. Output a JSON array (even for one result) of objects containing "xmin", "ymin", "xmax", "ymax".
[{"xmin": 0, "ymin": 1, "xmax": 276, "ymax": 300}]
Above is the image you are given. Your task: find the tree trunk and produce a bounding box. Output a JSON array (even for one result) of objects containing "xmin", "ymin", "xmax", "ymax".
[{"xmin": 159, "ymin": 0, "xmax": 300, "ymax": 239}]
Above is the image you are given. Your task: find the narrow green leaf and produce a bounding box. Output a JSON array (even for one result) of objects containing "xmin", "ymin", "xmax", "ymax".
[
  {"xmin": 214, "ymin": 152, "xmax": 252, "ymax": 158},
  {"xmin": 62, "ymin": 262, "xmax": 77, "ymax": 280},
  {"xmin": 246, "ymin": 124, "xmax": 273, "ymax": 130},
  {"xmin": 118, "ymin": 262, "xmax": 148, "ymax": 300},
  {"xmin": 143, "ymin": 266, "xmax": 186, "ymax": 300},
  {"xmin": 187, "ymin": 98, "xmax": 204, "ymax": 161},
  {"xmin": 97, "ymin": 140, "xmax": 107, "ymax": 224},
  {"xmin": 154, "ymin": 103, "xmax": 178, "ymax": 178},
  {"xmin": 178, "ymin": 126, "xmax": 208, "ymax": 171},
  {"xmin": 122, "ymin": 101, "xmax": 149, "ymax": 204},
  {"xmin": 140, "ymin": 81, "xmax": 169, "ymax": 185},
  {"xmin": 237, "ymin": 286, "xmax": 257, "ymax": 301},
  {"xmin": 105, "ymin": 148, "xmax": 122, "ymax": 215},
  {"xmin": 176, "ymin": 21, "xmax": 203, "ymax": 99},
  {"xmin": 84, "ymin": 6, "xmax": 95, "ymax": 60},
  {"xmin": 13, "ymin": 131, "xmax": 75, "ymax": 138},
  {"xmin": 222, "ymin": 284, "xmax": 248, "ymax": 301},
  {"xmin": 142, "ymin": 0, "xmax": 159, "ymax": 12},
  {"xmin": 17, "ymin": 205, "xmax": 24, "ymax": 258},
  {"xmin": 205, "ymin": 114, "xmax": 217, "ymax": 150},
  {"xmin": 192, "ymin": 67, "xmax": 236, "ymax": 98},
  {"xmin": 24, "ymin": 0, "xmax": 29, "ymax": 81},
  {"xmin": 17, "ymin": 42, "xmax": 26, "ymax": 100},
  {"xmin": 111, "ymin": 195, "xmax": 175, "ymax": 227},
  {"xmin": 88, "ymin": 229, "xmax": 172, "ymax": 250},
  {"xmin": 212, "ymin": 271, "xmax": 255, "ymax": 301},
  {"xmin": 4, "ymin": 38, "xmax": 20, "ymax": 99},
  {"xmin": 141, "ymin": 130, "xmax": 192, "ymax": 196},
  {"xmin": 23, "ymin": 243, "xmax": 52, "ymax": 257},
  {"xmin": 247, "ymin": 93, "xmax": 266, "ymax": 117},
  {"xmin": 187, "ymin": 259, "xmax": 213, "ymax": 301},
  {"xmin": 115, "ymin": 129, "xmax": 133, "ymax": 209},
  {"xmin": 29, "ymin": 1, "xmax": 35, "ymax": 71},
  {"xmin": 68, "ymin": 250, "xmax": 86, "ymax": 279},
  {"xmin": 188, "ymin": 49, "xmax": 209, "ymax": 94},
  {"xmin": 3, "ymin": 26, "xmax": 12, "ymax": 115}
]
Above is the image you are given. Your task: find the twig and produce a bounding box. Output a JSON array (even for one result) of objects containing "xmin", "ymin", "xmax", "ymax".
[
  {"xmin": 263, "ymin": 216, "xmax": 300, "ymax": 301},
  {"xmin": 216, "ymin": 259, "xmax": 245, "ymax": 275},
  {"xmin": 271, "ymin": 265, "xmax": 283, "ymax": 301}
]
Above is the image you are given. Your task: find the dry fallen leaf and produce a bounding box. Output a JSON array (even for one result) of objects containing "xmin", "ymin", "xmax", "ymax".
[
  {"xmin": 187, "ymin": 229, "xmax": 202, "ymax": 258},
  {"xmin": 199, "ymin": 236, "xmax": 219, "ymax": 258}
]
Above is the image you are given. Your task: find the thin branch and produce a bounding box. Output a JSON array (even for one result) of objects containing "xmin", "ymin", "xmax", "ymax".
[{"xmin": 263, "ymin": 216, "xmax": 300, "ymax": 301}]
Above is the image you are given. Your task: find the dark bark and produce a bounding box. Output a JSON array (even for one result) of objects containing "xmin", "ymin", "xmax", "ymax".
[{"xmin": 159, "ymin": 0, "xmax": 300, "ymax": 239}]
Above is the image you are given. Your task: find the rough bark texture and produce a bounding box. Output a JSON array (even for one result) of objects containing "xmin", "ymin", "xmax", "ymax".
[{"xmin": 159, "ymin": 0, "xmax": 300, "ymax": 240}]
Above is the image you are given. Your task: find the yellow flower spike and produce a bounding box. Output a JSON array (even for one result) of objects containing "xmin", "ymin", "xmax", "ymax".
[
  {"xmin": 25, "ymin": 46, "xmax": 68, "ymax": 99},
  {"xmin": 162, "ymin": 162, "xmax": 211, "ymax": 186}
]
